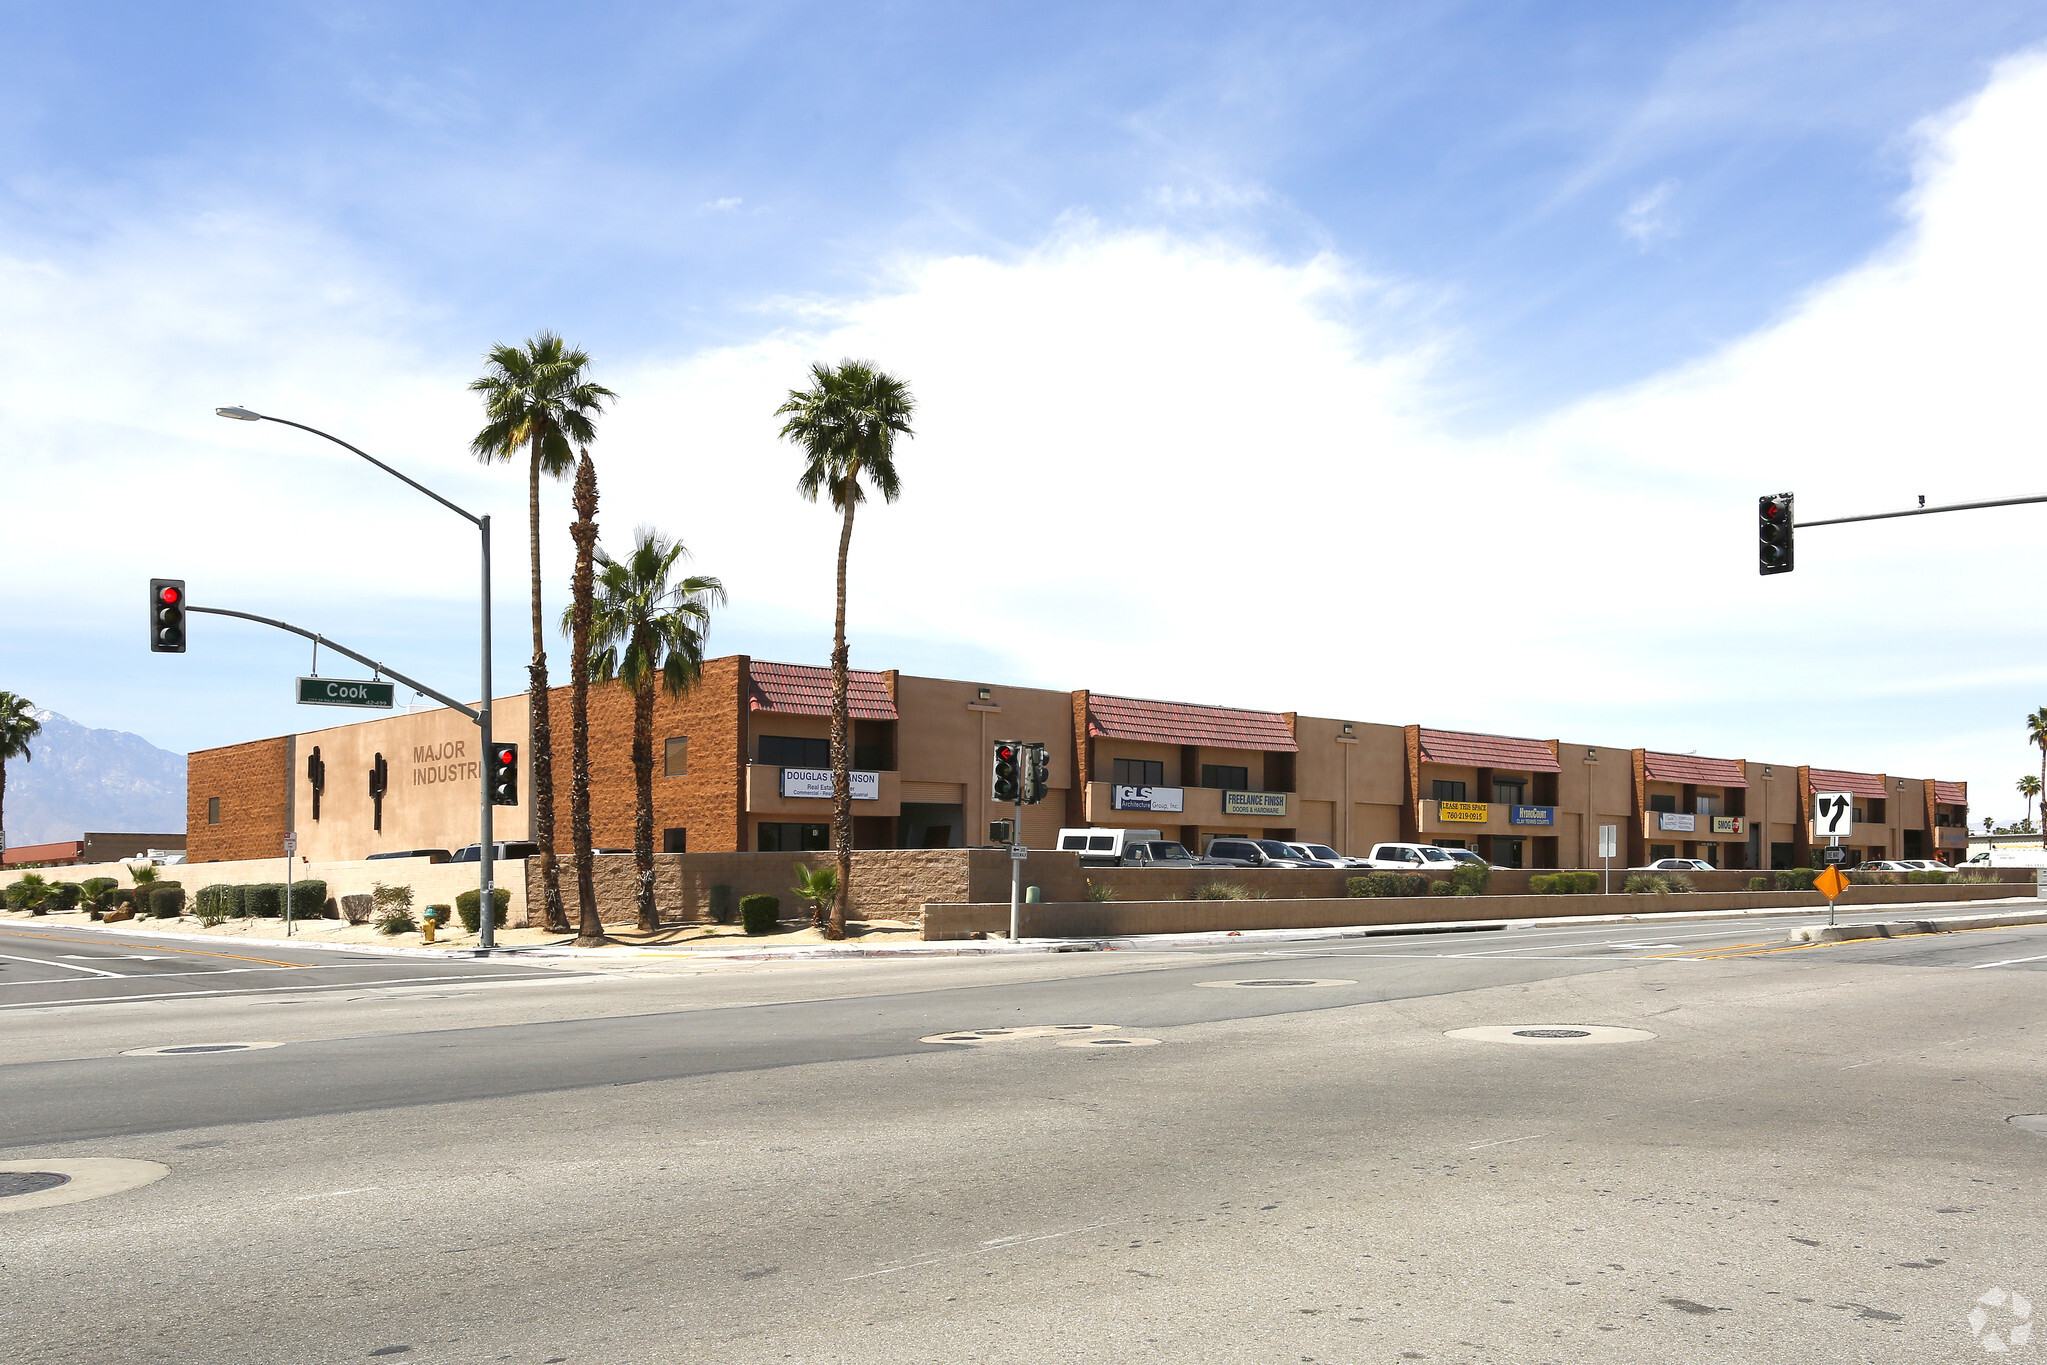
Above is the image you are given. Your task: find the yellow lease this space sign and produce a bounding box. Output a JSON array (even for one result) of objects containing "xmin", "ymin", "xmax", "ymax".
[
  {"xmin": 1815, "ymin": 866, "xmax": 1849, "ymax": 900},
  {"xmin": 1439, "ymin": 801, "xmax": 1489, "ymax": 823}
]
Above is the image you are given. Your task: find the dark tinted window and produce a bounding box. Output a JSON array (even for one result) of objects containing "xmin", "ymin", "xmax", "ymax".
[
  {"xmin": 1201, "ymin": 764, "xmax": 1248, "ymax": 790},
  {"xmin": 760, "ymin": 735, "xmax": 831, "ymax": 768},
  {"xmin": 1432, "ymin": 780, "xmax": 1466, "ymax": 802},
  {"xmin": 1112, "ymin": 758, "xmax": 1165, "ymax": 787}
]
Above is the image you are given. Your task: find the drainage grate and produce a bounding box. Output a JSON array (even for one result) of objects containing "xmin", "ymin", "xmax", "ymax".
[
  {"xmin": 1446, "ymin": 1024, "xmax": 1658, "ymax": 1046},
  {"xmin": 1193, "ymin": 978, "xmax": 1359, "ymax": 990},
  {"xmin": 1058, "ymin": 1036, "xmax": 1161, "ymax": 1049},
  {"xmin": 1513, "ymin": 1029, "xmax": 1593, "ymax": 1039},
  {"xmin": 0, "ymin": 1171, "xmax": 71, "ymax": 1199}
]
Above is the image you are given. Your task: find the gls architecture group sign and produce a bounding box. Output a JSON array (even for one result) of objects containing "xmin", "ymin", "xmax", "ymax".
[
  {"xmin": 779, "ymin": 768, "xmax": 880, "ymax": 801},
  {"xmin": 1112, "ymin": 785, "xmax": 1184, "ymax": 812}
]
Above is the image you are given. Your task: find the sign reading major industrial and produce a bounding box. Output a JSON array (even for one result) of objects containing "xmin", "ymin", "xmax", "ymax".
[{"xmin": 185, "ymin": 655, "xmax": 1970, "ymax": 871}]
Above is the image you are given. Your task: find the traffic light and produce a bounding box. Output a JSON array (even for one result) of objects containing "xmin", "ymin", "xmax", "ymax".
[
  {"xmin": 1023, "ymin": 742, "xmax": 1051, "ymax": 805},
  {"xmin": 991, "ymin": 741, "xmax": 1021, "ymax": 802},
  {"xmin": 489, "ymin": 742, "xmax": 519, "ymax": 806},
  {"xmin": 1757, "ymin": 493, "xmax": 1794, "ymax": 575},
  {"xmin": 148, "ymin": 578, "xmax": 186, "ymax": 652}
]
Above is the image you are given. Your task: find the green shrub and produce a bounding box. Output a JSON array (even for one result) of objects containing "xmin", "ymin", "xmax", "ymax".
[
  {"xmin": 424, "ymin": 904, "xmax": 451, "ymax": 926},
  {"xmin": 1623, "ymin": 873, "xmax": 1674, "ymax": 894},
  {"xmin": 1747, "ymin": 876, "xmax": 1771, "ymax": 891},
  {"xmin": 4, "ymin": 875, "xmax": 46, "ymax": 910},
  {"xmin": 288, "ymin": 880, "xmax": 329, "ymax": 917},
  {"xmin": 1777, "ymin": 867, "xmax": 1820, "ymax": 891},
  {"xmin": 1348, "ymin": 871, "xmax": 1429, "ymax": 898},
  {"xmin": 376, "ymin": 906, "xmax": 418, "ymax": 935},
  {"xmin": 241, "ymin": 883, "xmax": 282, "ymax": 917},
  {"xmin": 739, "ymin": 894, "xmax": 781, "ymax": 934},
  {"xmin": 1529, "ymin": 872, "xmax": 1601, "ymax": 894},
  {"xmin": 1085, "ymin": 881, "xmax": 1118, "ymax": 902},
  {"xmin": 147, "ymin": 883, "xmax": 186, "ymax": 918},
  {"xmin": 1189, "ymin": 881, "xmax": 1254, "ymax": 901},
  {"xmin": 78, "ymin": 877, "xmax": 119, "ymax": 911},
  {"xmin": 1906, "ymin": 869, "xmax": 1953, "ymax": 885},
  {"xmin": 708, "ymin": 884, "xmax": 736, "ymax": 924},
  {"xmin": 455, "ymin": 888, "xmax": 510, "ymax": 932},
  {"xmin": 195, "ymin": 891, "xmax": 229, "ymax": 927},
  {"xmin": 111, "ymin": 888, "xmax": 136, "ymax": 911},
  {"xmin": 1430, "ymin": 879, "xmax": 1455, "ymax": 896},
  {"xmin": 1450, "ymin": 863, "xmax": 1490, "ymax": 896},
  {"xmin": 46, "ymin": 882, "xmax": 82, "ymax": 913}
]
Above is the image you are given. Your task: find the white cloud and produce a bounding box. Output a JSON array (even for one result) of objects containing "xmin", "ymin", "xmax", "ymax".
[
  {"xmin": 1619, "ymin": 178, "xmax": 1680, "ymax": 244},
  {"xmin": 6, "ymin": 49, "xmax": 2047, "ymax": 823},
  {"xmin": 703, "ymin": 196, "xmax": 744, "ymax": 212}
]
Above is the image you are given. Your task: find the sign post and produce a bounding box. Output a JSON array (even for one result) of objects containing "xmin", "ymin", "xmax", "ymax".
[
  {"xmin": 1597, "ymin": 824, "xmax": 1617, "ymax": 894},
  {"xmin": 282, "ymin": 831, "xmax": 298, "ymax": 935}
]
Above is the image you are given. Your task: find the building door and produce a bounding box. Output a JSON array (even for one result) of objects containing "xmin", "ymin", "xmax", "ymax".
[{"xmin": 1492, "ymin": 837, "xmax": 1524, "ymax": 869}]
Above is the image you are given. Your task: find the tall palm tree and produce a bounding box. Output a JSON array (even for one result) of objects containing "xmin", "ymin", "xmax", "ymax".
[
  {"xmin": 566, "ymin": 449, "xmax": 603, "ymax": 944},
  {"xmin": 2029, "ymin": 707, "xmax": 2047, "ymax": 848},
  {"xmin": 581, "ymin": 528, "xmax": 724, "ymax": 933},
  {"xmin": 2019, "ymin": 775, "xmax": 2042, "ymax": 829},
  {"xmin": 0, "ymin": 692, "xmax": 42, "ymax": 856},
  {"xmin": 775, "ymin": 360, "xmax": 915, "ymax": 939},
  {"xmin": 468, "ymin": 334, "xmax": 615, "ymax": 934}
]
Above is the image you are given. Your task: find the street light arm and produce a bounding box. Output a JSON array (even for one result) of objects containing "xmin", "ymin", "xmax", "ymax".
[
  {"xmin": 220, "ymin": 408, "xmax": 482, "ymax": 527},
  {"xmin": 186, "ymin": 604, "xmax": 481, "ymax": 722},
  {"xmin": 1797, "ymin": 490, "xmax": 2047, "ymax": 528}
]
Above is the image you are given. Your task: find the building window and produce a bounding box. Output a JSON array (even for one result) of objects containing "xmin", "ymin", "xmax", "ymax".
[
  {"xmin": 760, "ymin": 735, "xmax": 831, "ymax": 769},
  {"xmin": 207, "ymin": 797, "xmax": 220, "ymax": 825},
  {"xmin": 1432, "ymin": 780, "xmax": 1466, "ymax": 802},
  {"xmin": 1866, "ymin": 798, "xmax": 1887, "ymax": 824},
  {"xmin": 1201, "ymin": 764, "xmax": 1248, "ymax": 790},
  {"xmin": 1650, "ymin": 843, "xmax": 1677, "ymax": 860},
  {"xmin": 663, "ymin": 828, "xmax": 687, "ymax": 853},
  {"xmin": 1431, "ymin": 838, "xmax": 1466, "ymax": 850},
  {"xmin": 1491, "ymin": 779, "xmax": 1525, "ymax": 805},
  {"xmin": 758, "ymin": 822, "xmax": 830, "ymax": 852},
  {"xmin": 664, "ymin": 737, "xmax": 688, "ymax": 777},
  {"xmin": 1113, "ymin": 758, "xmax": 1165, "ymax": 787},
  {"xmin": 1648, "ymin": 794, "xmax": 1677, "ymax": 814}
]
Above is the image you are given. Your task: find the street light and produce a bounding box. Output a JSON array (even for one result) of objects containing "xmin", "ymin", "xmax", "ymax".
[{"xmin": 215, "ymin": 405, "xmax": 503, "ymax": 949}]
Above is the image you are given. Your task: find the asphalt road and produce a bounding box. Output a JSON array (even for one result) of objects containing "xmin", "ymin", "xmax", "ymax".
[{"xmin": 2, "ymin": 908, "xmax": 2043, "ymax": 1364}]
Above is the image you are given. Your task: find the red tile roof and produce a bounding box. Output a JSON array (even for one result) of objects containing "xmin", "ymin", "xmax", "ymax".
[
  {"xmin": 1934, "ymin": 781, "xmax": 1968, "ymax": 807},
  {"xmin": 2, "ymin": 840, "xmax": 84, "ymax": 867},
  {"xmin": 1087, "ymin": 694, "xmax": 1297, "ymax": 752},
  {"xmin": 1642, "ymin": 751, "xmax": 1748, "ymax": 788},
  {"xmin": 1807, "ymin": 767, "xmax": 1890, "ymax": 800},
  {"xmin": 747, "ymin": 661, "xmax": 898, "ymax": 720},
  {"xmin": 1416, "ymin": 728, "xmax": 1560, "ymax": 772}
]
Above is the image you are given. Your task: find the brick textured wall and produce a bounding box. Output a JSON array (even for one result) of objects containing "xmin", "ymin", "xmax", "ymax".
[{"xmin": 187, "ymin": 737, "xmax": 289, "ymax": 864}]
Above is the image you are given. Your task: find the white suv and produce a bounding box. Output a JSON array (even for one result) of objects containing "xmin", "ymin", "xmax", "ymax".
[{"xmin": 1360, "ymin": 842, "xmax": 1466, "ymax": 871}]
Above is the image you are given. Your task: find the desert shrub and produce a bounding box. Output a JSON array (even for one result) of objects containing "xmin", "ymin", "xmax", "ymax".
[
  {"xmin": 1906, "ymin": 869, "xmax": 1952, "ymax": 885},
  {"xmin": 46, "ymin": 882, "xmax": 82, "ymax": 913},
  {"xmin": 1529, "ymin": 873, "xmax": 1555, "ymax": 894},
  {"xmin": 78, "ymin": 876, "xmax": 119, "ymax": 911},
  {"xmin": 1450, "ymin": 863, "xmax": 1490, "ymax": 896},
  {"xmin": 242, "ymin": 883, "xmax": 283, "ymax": 917},
  {"xmin": 1953, "ymin": 870, "xmax": 1999, "ymax": 884},
  {"xmin": 339, "ymin": 893, "xmax": 373, "ymax": 924},
  {"xmin": 376, "ymin": 906, "xmax": 418, "ymax": 935},
  {"xmin": 1747, "ymin": 876, "xmax": 1771, "ymax": 891},
  {"xmin": 708, "ymin": 884, "xmax": 736, "ymax": 924},
  {"xmin": 1085, "ymin": 881, "xmax": 1118, "ymax": 902},
  {"xmin": 195, "ymin": 890, "xmax": 229, "ymax": 927},
  {"xmin": 1665, "ymin": 872, "xmax": 1695, "ymax": 892},
  {"xmin": 790, "ymin": 862, "xmax": 839, "ymax": 924},
  {"xmin": 1189, "ymin": 881, "xmax": 1254, "ymax": 901},
  {"xmin": 288, "ymin": 880, "xmax": 329, "ymax": 917},
  {"xmin": 1430, "ymin": 879, "xmax": 1455, "ymax": 895},
  {"xmin": 1623, "ymin": 873, "xmax": 1673, "ymax": 894},
  {"xmin": 1348, "ymin": 871, "xmax": 1429, "ymax": 898},
  {"xmin": 455, "ymin": 888, "xmax": 510, "ymax": 932},
  {"xmin": 111, "ymin": 888, "xmax": 136, "ymax": 910},
  {"xmin": 5, "ymin": 874, "xmax": 47, "ymax": 910},
  {"xmin": 147, "ymin": 883, "xmax": 186, "ymax": 917},
  {"xmin": 1776, "ymin": 867, "xmax": 1820, "ymax": 891},
  {"xmin": 739, "ymin": 894, "xmax": 781, "ymax": 934},
  {"xmin": 1529, "ymin": 873, "xmax": 1600, "ymax": 895}
]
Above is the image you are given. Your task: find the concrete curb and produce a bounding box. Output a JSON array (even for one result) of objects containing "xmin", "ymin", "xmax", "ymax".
[{"xmin": 1787, "ymin": 908, "xmax": 2047, "ymax": 943}]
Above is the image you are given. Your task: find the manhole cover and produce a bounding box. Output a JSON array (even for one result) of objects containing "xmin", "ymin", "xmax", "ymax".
[
  {"xmin": 122, "ymin": 1040, "xmax": 285, "ymax": 1057},
  {"xmin": 1059, "ymin": 1036, "xmax": 1161, "ymax": 1049},
  {"xmin": 2011, "ymin": 1115, "xmax": 2047, "ymax": 1137},
  {"xmin": 1193, "ymin": 978, "xmax": 1359, "ymax": 990},
  {"xmin": 162, "ymin": 1045, "xmax": 249, "ymax": 1054},
  {"xmin": 0, "ymin": 1159, "xmax": 169, "ymax": 1214},
  {"xmin": 1446, "ymin": 1025, "xmax": 1658, "ymax": 1046},
  {"xmin": 0, "ymin": 1172, "xmax": 70, "ymax": 1199},
  {"xmin": 920, "ymin": 1025, "xmax": 1122, "ymax": 1046}
]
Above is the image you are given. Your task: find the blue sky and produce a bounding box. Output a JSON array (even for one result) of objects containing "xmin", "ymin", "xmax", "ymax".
[{"xmin": 6, "ymin": 1, "xmax": 2047, "ymax": 821}]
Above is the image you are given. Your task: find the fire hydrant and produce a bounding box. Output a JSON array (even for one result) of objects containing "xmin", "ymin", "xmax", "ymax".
[{"xmin": 421, "ymin": 912, "xmax": 436, "ymax": 944}]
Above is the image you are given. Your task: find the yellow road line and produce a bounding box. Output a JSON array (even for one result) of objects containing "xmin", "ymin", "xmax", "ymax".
[{"xmin": 0, "ymin": 928, "xmax": 305, "ymax": 969}]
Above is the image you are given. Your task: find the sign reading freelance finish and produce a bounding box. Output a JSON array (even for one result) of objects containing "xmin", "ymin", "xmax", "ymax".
[
  {"xmin": 779, "ymin": 767, "xmax": 880, "ymax": 801},
  {"xmin": 1112, "ymin": 785, "xmax": 1184, "ymax": 812},
  {"xmin": 297, "ymin": 676, "xmax": 394, "ymax": 709},
  {"xmin": 1222, "ymin": 790, "xmax": 1288, "ymax": 818}
]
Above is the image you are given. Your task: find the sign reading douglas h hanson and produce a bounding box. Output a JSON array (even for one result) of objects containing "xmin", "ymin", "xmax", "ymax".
[
  {"xmin": 778, "ymin": 767, "xmax": 880, "ymax": 801},
  {"xmin": 297, "ymin": 677, "xmax": 394, "ymax": 709}
]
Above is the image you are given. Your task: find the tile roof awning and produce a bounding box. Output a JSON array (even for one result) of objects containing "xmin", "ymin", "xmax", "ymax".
[
  {"xmin": 1087, "ymin": 694, "xmax": 1297, "ymax": 752},
  {"xmin": 747, "ymin": 661, "xmax": 898, "ymax": 721},
  {"xmin": 1416, "ymin": 728, "xmax": 1560, "ymax": 772},
  {"xmin": 1807, "ymin": 767, "xmax": 1890, "ymax": 800},
  {"xmin": 2, "ymin": 840, "xmax": 83, "ymax": 867},
  {"xmin": 1642, "ymin": 751, "xmax": 1748, "ymax": 788},
  {"xmin": 1934, "ymin": 781, "xmax": 1968, "ymax": 806}
]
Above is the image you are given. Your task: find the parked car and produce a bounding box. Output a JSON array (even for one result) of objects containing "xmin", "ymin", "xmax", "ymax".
[
  {"xmin": 365, "ymin": 848, "xmax": 452, "ymax": 863},
  {"xmin": 1960, "ymin": 847, "xmax": 2047, "ymax": 868},
  {"xmin": 1117, "ymin": 840, "xmax": 1220, "ymax": 868},
  {"xmin": 1630, "ymin": 857, "xmax": 1716, "ymax": 872},
  {"xmin": 1058, "ymin": 827, "xmax": 1164, "ymax": 867},
  {"xmin": 1284, "ymin": 842, "xmax": 1366, "ymax": 868},
  {"xmin": 1860, "ymin": 860, "xmax": 1919, "ymax": 872},
  {"xmin": 449, "ymin": 841, "xmax": 542, "ymax": 863},
  {"xmin": 1359, "ymin": 842, "xmax": 1464, "ymax": 871},
  {"xmin": 1203, "ymin": 838, "xmax": 1316, "ymax": 869},
  {"xmin": 1898, "ymin": 859, "xmax": 1955, "ymax": 872}
]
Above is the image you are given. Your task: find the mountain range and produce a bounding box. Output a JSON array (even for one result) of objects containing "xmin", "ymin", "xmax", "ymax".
[{"xmin": 1, "ymin": 709, "xmax": 186, "ymax": 847}]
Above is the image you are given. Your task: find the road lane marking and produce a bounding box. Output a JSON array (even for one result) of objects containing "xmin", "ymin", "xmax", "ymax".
[
  {"xmin": 0, "ymin": 952, "xmax": 124, "ymax": 977},
  {"xmin": 0, "ymin": 970, "xmax": 575, "ymax": 1010},
  {"xmin": 1970, "ymin": 952, "xmax": 2047, "ymax": 969},
  {"xmin": 0, "ymin": 931, "xmax": 307, "ymax": 969},
  {"xmin": 844, "ymin": 1220, "xmax": 1125, "ymax": 1281},
  {"xmin": 295, "ymin": 1187, "xmax": 382, "ymax": 1199},
  {"xmin": 1467, "ymin": 1133, "xmax": 1548, "ymax": 1150}
]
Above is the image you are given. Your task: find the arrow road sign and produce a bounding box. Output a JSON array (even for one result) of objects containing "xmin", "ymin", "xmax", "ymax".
[{"xmin": 1813, "ymin": 791, "xmax": 1854, "ymax": 839}]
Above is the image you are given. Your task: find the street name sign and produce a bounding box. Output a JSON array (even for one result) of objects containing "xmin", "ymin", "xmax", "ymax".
[
  {"xmin": 298, "ymin": 676, "xmax": 395, "ymax": 709},
  {"xmin": 1812, "ymin": 791, "xmax": 1854, "ymax": 839}
]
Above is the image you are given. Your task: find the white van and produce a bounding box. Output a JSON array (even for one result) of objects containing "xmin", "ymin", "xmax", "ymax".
[
  {"xmin": 1057, "ymin": 828, "xmax": 1162, "ymax": 867},
  {"xmin": 1960, "ymin": 848, "xmax": 2047, "ymax": 868}
]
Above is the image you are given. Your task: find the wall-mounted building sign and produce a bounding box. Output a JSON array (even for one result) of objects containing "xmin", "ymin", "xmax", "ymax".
[
  {"xmin": 1112, "ymin": 785, "xmax": 1184, "ymax": 812},
  {"xmin": 1221, "ymin": 790, "xmax": 1288, "ymax": 819},
  {"xmin": 1711, "ymin": 816, "xmax": 1744, "ymax": 835},
  {"xmin": 779, "ymin": 768, "xmax": 880, "ymax": 801},
  {"xmin": 1508, "ymin": 805, "xmax": 1556, "ymax": 827},
  {"xmin": 1438, "ymin": 800, "xmax": 1489, "ymax": 823},
  {"xmin": 1658, "ymin": 812, "xmax": 1697, "ymax": 833}
]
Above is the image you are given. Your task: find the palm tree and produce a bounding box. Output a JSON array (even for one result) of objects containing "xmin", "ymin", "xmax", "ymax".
[
  {"xmin": 2030, "ymin": 708, "xmax": 2047, "ymax": 849},
  {"xmin": 581, "ymin": 527, "xmax": 724, "ymax": 934},
  {"xmin": 0, "ymin": 692, "xmax": 42, "ymax": 857},
  {"xmin": 775, "ymin": 360, "xmax": 915, "ymax": 939},
  {"xmin": 566, "ymin": 450, "xmax": 603, "ymax": 944},
  {"xmin": 469, "ymin": 334, "xmax": 615, "ymax": 934},
  {"xmin": 2020, "ymin": 775, "xmax": 2042, "ymax": 829},
  {"xmin": 790, "ymin": 862, "xmax": 838, "ymax": 928}
]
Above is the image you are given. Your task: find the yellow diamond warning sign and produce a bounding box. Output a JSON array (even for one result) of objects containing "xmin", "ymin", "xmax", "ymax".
[{"xmin": 1815, "ymin": 865, "xmax": 1849, "ymax": 900}]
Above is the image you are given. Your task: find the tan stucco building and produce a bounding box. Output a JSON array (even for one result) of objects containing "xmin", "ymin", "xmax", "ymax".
[{"xmin": 186, "ymin": 655, "xmax": 1970, "ymax": 871}]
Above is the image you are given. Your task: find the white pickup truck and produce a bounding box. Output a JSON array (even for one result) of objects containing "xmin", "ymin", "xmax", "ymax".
[
  {"xmin": 1056, "ymin": 828, "xmax": 1219, "ymax": 868},
  {"xmin": 1359, "ymin": 842, "xmax": 1490, "ymax": 871}
]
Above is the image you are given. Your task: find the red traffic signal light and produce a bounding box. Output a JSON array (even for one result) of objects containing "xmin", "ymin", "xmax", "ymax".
[
  {"xmin": 158, "ymin": 584, "xmax": 181, "ymax": 603},
  {"xmin": 149, "ymin": 578, "xmax": 187, "ymax": 653},
  {"xmin": 489, "ymin": 742, "xmax": 520, "ymax": 806},
  {"xmin": 992, "ymin": 741, "xmax": 1022, "ymax": 802}
]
